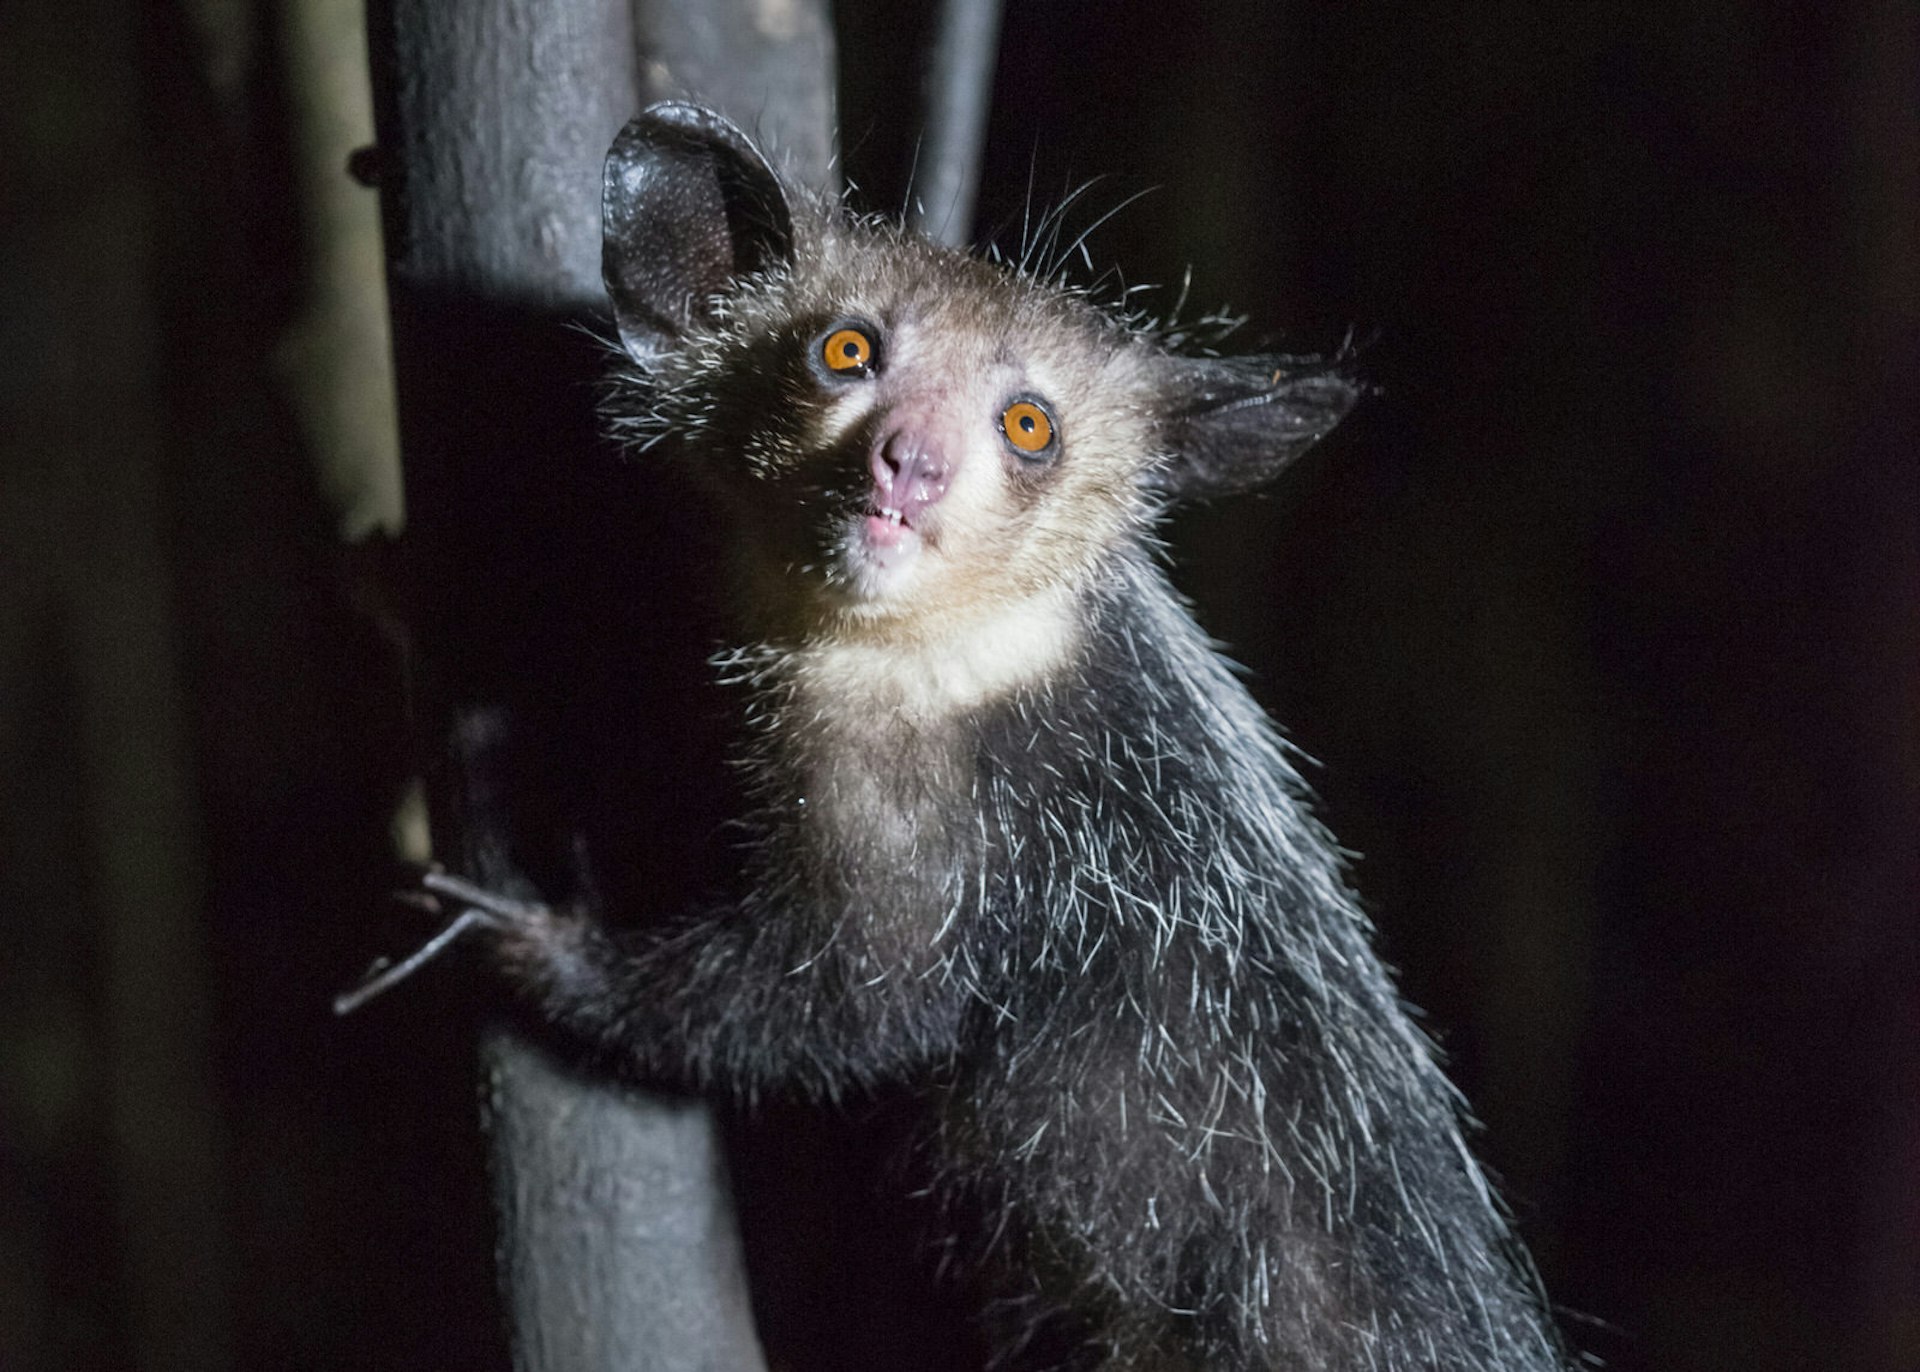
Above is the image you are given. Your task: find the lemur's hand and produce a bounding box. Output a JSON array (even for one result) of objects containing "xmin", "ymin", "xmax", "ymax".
[
  {"xmin": 419, "ymin": 871, "xmax": 595, "ymax": 987},
  {"xmin": 333, "ymin": 868, "xmax": 584, "ymax": 1016}
]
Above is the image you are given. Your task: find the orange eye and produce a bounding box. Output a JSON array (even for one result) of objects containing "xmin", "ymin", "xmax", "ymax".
[
  {"xmin": 822, "ymin": 327, "xmax": 873, "ymax": 373},
  {"xmin": 1001, "ymin": 400, "xmax": 1055, "ymax": 454}
]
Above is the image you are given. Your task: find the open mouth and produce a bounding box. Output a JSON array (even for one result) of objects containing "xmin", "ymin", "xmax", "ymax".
[
  {"xmin": 863, "ymin": 502, "xmax": 914, "ymax": 548},
  {"xmin": 835, "ymin": 497, "xmax": 930, "ymax": 598}
]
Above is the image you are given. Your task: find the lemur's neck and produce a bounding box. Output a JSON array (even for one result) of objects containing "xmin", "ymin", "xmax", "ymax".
[{"xmin": 750, "ymin": 580, "xmax": 1085, "ymax": 729}]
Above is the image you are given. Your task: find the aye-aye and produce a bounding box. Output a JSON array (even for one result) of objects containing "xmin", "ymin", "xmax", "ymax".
[{"xmin": 419, "ymin": 104, "xmax": 1569, "ymax": 1372}]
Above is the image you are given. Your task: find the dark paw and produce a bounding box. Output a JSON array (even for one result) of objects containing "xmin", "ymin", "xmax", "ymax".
[
  {"xmin": 420, "ymin": 871, "xmax": 593, "ymax": 979},
  {"xmin": 334, "ymin": 868, "xmax": 579, "ymax": 1016}
]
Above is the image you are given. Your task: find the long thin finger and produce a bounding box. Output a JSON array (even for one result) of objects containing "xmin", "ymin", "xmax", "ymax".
[
  {"xmin": 421, "ymin": 871, "xmax": 549, "ymax": 922},
  {"xmin": 332, "ymin": 908, "xmax": 490, "ymax": 1016}
]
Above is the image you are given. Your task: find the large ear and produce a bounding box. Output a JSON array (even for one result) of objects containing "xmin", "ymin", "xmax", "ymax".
[
  {"xmin": 1149, "ymin": 355, "xmax": 1360, "ymax": 499},
  {"xmin": 601, "ymin": 103, "xmax": 795, "ymax": 361}
]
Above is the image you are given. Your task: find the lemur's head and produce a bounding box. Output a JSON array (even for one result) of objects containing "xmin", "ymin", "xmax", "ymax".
[{"xmin": 601, "ymin": 104, "xmax": 1355, "ymax": 651}]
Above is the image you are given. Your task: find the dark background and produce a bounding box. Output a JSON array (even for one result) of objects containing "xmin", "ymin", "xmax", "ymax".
[{"xmin": 2, "ymin": 0, "xmax": 1913, "ymax": 1369}]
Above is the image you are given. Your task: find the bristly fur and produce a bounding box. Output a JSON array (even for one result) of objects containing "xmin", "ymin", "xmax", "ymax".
[{"xmin": 455, "ymin": 105, "xmax": 1571, "ymax": 1371}]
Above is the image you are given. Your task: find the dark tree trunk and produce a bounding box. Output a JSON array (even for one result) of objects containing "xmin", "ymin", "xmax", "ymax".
[
  {"xmin": 365, "ymin": 1, "xmax": 833, "ymax": 1366},
  {"xmin": 909, "ymin": 0, "xmax": 1003, "ymax": 244}
]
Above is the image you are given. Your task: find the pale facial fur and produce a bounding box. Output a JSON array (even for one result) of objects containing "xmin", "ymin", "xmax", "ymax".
[{"xmin": 646, "ymin": 218, "xmax": 1163, "ymax": 722}]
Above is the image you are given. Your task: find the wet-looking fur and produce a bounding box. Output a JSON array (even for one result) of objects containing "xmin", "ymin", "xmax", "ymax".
[{"xmin": 449, "ymin": 103, "xmax": 1569, "ymax": 1371}]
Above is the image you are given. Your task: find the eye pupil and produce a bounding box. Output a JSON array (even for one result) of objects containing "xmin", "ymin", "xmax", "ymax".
[{"xmin": 1019, "ymin": 416, "xmax": 1035, "ymax": 433}]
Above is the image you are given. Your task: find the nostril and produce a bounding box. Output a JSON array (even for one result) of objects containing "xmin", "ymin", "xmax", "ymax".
[
  {"xmin": 873, "ymin": 431, "xmax": 918, "ymax": 485},
  {"xmin": 912, "ymin": 457, "xmax": 950, "ymax": 497}
]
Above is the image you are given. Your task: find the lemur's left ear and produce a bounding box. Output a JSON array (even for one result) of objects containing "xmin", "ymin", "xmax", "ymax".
[
  {"xmin": 602, "ymin": 103, "xmax": 794, "ymax": 362},
  {"xmin": 1149, "ymin": 355, "xmax": 1359, "ymax": 499}
]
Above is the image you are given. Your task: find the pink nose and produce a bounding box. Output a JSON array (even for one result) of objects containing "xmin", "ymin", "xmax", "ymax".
[{"xmin": 870, "ymin": 426, "xmax": 952, "ymax": 524}]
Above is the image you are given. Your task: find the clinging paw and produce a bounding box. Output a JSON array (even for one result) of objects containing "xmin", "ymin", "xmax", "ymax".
[
  {"xmin": 332, "ymin": 868, "xmax": 584, "ymax": 1016},
  {"xmin": 420, "ymin": 871, "xmax": 595, "ymax": 984}
]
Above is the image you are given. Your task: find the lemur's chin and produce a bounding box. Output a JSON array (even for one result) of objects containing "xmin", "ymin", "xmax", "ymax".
[{"xmin": 837, "ymin": 509, "xmax": 928, "ymax": 602}]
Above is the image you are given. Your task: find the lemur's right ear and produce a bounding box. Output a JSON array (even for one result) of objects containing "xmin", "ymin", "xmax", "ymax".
[
  {"xmin": 1148, "ymin": 354, "xmax": 1359, "ymax": 500},
  {"xmin": 602, "ymin": 103, "xmax": 794, "ymax": 361}
]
